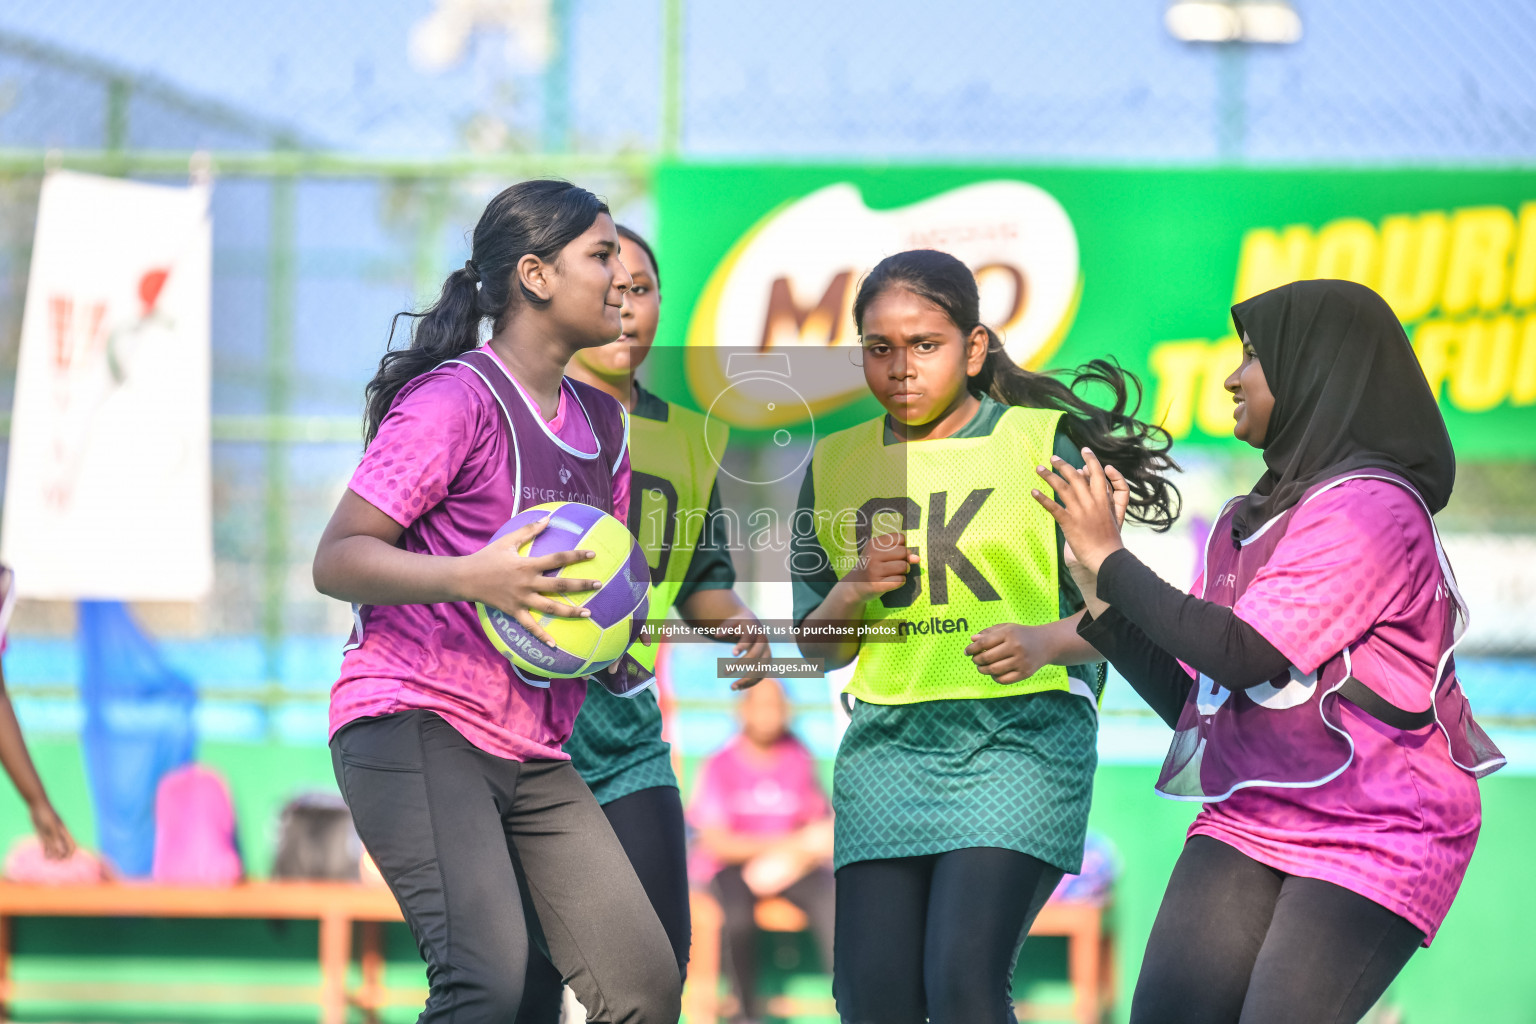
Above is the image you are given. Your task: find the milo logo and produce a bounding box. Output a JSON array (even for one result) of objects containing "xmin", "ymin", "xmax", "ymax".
[{"xmin": 685, "ymin": 181, "xmax": 1081, "ymax": 428}]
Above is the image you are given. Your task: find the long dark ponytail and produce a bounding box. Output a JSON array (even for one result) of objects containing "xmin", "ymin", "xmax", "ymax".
[
  {"xmin": 853, "ymin": 249, "xmax": 1181, "ymax": 531},
  {"xmin": 363, "ymin": 180, "xmax": 609, "ymax": 444}
]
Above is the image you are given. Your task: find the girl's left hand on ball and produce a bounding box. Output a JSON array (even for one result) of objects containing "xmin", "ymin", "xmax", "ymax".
[
  {"xmin": 1032, "ymin": 448, "xmax": 1129, "ymax": 575},
  {"xmin": 965, "ymin": 623, "xmax": 1058, "ymax": 685}
]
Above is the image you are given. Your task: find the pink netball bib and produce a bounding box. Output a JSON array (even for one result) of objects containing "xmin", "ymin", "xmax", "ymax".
[{"xmin": 1156, "ymin": 472, "xmax": 1505, "ymax": 802}]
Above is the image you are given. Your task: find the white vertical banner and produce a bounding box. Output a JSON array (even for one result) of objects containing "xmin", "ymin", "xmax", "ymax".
[{"xmin": 1, "ymin": 171, "xmax": 212, "ymax": 600}]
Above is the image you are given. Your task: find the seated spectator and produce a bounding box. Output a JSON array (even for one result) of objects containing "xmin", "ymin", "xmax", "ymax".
[{"xmin": 689, "ymin": 679, "xmax": 834, "ymax": 1024}]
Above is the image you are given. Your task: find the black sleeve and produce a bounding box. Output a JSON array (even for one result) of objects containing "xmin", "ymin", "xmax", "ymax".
[
  {"xmin": 1096, "ymin": 548, "xmax": 1292, "ymax": 690},
  {"xmin": 1077, "ymin": 608, "xmax": 1193, "ymax": 728}
]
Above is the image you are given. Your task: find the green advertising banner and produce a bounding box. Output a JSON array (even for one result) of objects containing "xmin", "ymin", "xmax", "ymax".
[{"xmin": 649, "ymin": 164, "xmax": 1536, "ymax": 457}]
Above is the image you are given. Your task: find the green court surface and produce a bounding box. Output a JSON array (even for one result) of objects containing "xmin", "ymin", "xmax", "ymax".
[{"xmin": 3, "ymin": 742, "xmax": 1531, "ymax": 1023}]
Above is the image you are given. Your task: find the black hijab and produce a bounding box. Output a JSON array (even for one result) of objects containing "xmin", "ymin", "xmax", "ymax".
[{"xmin": 1229, "ymin": 279, "xmax": 1455, "ymax": 541}]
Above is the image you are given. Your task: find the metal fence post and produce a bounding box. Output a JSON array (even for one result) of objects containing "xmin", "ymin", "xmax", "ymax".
[
  {"xmin": 263, "ymin": 162, "xmax": 297, "ymax": 705},
  {"xmin": 660, "ymin": 0, "xmax": 684, "ymax": 157},
  {"xmin": 1216, "ymin": 42, "xmax": 1247, "ymax": 162},
  {"xmin": 544, "ymin": 0, "xmax": 572, "ymax": 154},
  {"xmin": 105, "ymin": 78, "xmax": 129, "ymax": 155},
  {"xmin": 413, "ymin": 176, "xmax": 452, "ymax": 308}
]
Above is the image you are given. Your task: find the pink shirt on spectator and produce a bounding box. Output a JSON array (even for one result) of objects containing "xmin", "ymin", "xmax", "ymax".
[
  {"xmin": 688, "ymin": 734, "xmax": 830, "ymax": 881},
  {"xmin": 330, "ymin": 346, "xmax": 630, "ymax": 762},
  {"xmin": 1188, "ymin": 479, "xmax": 1481, "ymax": 942}
]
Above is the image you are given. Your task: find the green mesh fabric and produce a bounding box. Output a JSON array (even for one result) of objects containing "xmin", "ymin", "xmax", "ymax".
[
  {"xmin": 832, "ymin": 690, "xmax": 1096, "ymax": 873},
  {"xmin": 811, "ymin": 405, "xmax": 1070, "ymax": 704},
  {"xmin": 568, "ymin": 387, "xmax": 720, "ymax": 800},
  {"xmin": 564, "ymin": 682, "xmax": 677, "ymax": 805}
]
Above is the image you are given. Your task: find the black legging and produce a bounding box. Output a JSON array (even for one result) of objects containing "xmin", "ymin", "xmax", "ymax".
[
  {"xmin": 1133, "ymin": 836, "xmax": 1425, "ymax": 1024},
  {"xmin": 330, "ymin": 710, "xmax": 680, "ymax": 1024},
  {"xmin": 516, "ymin": 785, "xmax": 692, "ymax": 1023},
  {"xmin": 712, "ymin": 863, "xmax": 835, "ymax": 1020},
  {"xmin": 834, "ymin": 847, "xmax": 1062, "ymax": 1024}
]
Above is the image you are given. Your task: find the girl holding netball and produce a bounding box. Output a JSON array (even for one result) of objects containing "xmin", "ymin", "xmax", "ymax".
[
  {"xmin": 313, "ymin": 181, "xmax": 680, "ymax": 1024},
  {"xmin": 793, "ymin": 249, "xmax": 1178, "ymax": 1024},
  {"xmin": 1040, "ymin": 279, "xmax": 1503, "ymax": 1024},
  {"xmin": 516, "ymin": 224, "xmax": 770, "ymax": 1020}
]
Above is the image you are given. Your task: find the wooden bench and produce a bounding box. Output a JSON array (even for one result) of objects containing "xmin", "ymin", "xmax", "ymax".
[
  {"xmin": 684, "ymin": 891, "xmax": 1115, "ymax": 1024},
  {"xmin": 1, "ymin": 880, "xmax": 1115, "ymax": 1023},
  {"xmin": 0, "ymin": 880, "xmax": 423, "ymax": 1024}
]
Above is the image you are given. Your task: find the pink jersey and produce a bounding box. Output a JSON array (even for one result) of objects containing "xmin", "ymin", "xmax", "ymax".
[
  {"xmin": 687, "ymin": 734, "xmax": 830, "ymax": 880},
  {"xmin": 330, "ymin": 346, "xmax": 630, "ymax": 762},
  {"xmin": 1186, "ymin": 477, "xmax": 1488, "ymax": 942}
]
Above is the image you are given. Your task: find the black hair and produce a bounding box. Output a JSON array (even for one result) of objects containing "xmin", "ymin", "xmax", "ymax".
[
  {"xmin": 853, "ymin": 249, "xmax": 1181, "ymax": 531},
  {"xmin": 616, "ymin": 224, "xmax": 660, "ymax": 290},
  {"xmin": 363, "ymin": 180, "xmax": 609, "ymax": 444}
]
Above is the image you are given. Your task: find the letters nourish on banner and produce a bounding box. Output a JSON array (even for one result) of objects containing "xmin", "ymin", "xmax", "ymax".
[{"xmin": 651, "ymin": 165, "xmax": 1536, "ymax": 457}]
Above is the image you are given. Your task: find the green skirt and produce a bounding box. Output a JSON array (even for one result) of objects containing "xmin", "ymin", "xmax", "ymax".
[
  {"xmin": 833, "ymin": 690, "xmax": 1097, "ymax": 873},
  {"xmin": 564, "ymin": 682, "xmax": 677, "ymax": 806}
]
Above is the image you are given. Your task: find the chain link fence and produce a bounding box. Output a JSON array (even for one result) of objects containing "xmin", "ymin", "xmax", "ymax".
[
  {"xmin": 5, "ymin": 1, "xmax": 1536, "ymax": 160},
  {"xmin": 0, "ymin": 0, "xmax": 1533, "ymax": 740}
]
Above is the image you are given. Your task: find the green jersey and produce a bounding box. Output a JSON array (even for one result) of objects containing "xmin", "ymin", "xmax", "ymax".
[
  {"xmin": 791, "ymin": 393, "xmax": 1101, "ymax": 871},
  {"xmin": 565, "ymin": 384, "xmax": 735, "ymax": 804}
]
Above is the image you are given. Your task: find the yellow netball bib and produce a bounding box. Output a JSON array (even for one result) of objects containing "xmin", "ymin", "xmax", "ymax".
[
  {"xmin": 811, "ymin": 405, "xmax": 1067, "ymax": 704},
  {"xmin": 627, "ymin": 400, "xmax": 729, "ymax": 671}
]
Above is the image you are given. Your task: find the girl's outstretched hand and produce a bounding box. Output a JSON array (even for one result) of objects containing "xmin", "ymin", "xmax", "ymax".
[
  {"xmin": 1032, "ymin": 448, "xmax": 1129, "ymax": 576},
  {"xmin": 458, "ymin": 516, "xmax": 601, "ymax": 647}
]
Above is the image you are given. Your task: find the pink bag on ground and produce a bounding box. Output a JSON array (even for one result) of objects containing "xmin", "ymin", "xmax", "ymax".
[{"xmin": 151, "ymin": 764, "xmax": 242, "ymax": 885}]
